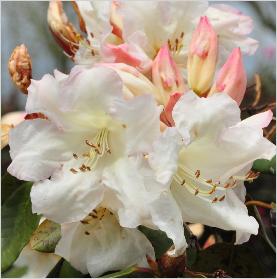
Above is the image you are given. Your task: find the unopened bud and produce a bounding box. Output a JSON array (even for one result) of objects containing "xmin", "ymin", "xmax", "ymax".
[
  {"xmin": 48, "ymin": 0, "xmax": 82, "ymax": 57},
  {"xmin": 152, "ymin": 44, "xmax": 186, "ymax": 105},
  {"xmin": 8, "ymin": 44, "xmax": 32, "ymax": 94},
  {"xmin": 208, "ymin": 48, "xmax": 247, "ymax": 105},
  {"xmin": 187, "ymin": 16, "xmax": 218, "ymax": 95}
]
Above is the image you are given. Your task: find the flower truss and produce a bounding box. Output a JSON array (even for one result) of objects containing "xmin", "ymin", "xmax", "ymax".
[{"xmin": 3, "ymin": 0, "xmax": 276, "ymax": 278}]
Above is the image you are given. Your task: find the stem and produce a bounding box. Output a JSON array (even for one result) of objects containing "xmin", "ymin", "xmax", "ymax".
[
  {"xmin": 245, "ymin": 200, "xmax": 274, "ymax": 209},
  {"xmin": 252, "ymin": 205, "xmax": 276, "ymax": 253}
]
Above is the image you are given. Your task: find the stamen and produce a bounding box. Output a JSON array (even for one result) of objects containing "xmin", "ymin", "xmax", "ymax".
[
  {"xmin": 219, "ymin": 195, "xmax": 225, "ymax": 202},
  {"xmin": 73, "ymin": 153, "xmax": 78, "ymax": 159},
  {"xmin": 180, "ymin": 31, "xmax": 184, "ymax": 39}
]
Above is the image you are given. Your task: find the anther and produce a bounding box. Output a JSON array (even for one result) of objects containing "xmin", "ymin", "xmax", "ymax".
[
  {"xmin": 212, "ymin": 197, "xmax": 218, "ymax": 203},
  {"xmin": 122, "ymin": 124, "xmax": 127, "ymax": 128},
  {"xmin": 81, "ymin": 220, "xmax": 89, "ymax": 224},
  {"xmin": 224, "ymin": 183, "xmax": 230, "ymax": 188},
  {"xmin": 181, "ymin": 179, "xmax": 186, "ymax": 186},
  {"xmin": 195, "ymin": 170, "xmax": 200, "ymax": 178},
  {"xmin": 79, "ymin": 164, "xmax": 87, "ymax": 172},
  {"xmin": 219, "ymin": 195, "xmax": 225, "ymax": 202},
  {"xmin": 194, "ymin": 189, "xmax": 199, "ymax": 196},
  {"xmin": 208, "ymin": 185, "xmax": 217, "ymax": 194},
  {"xmin": 85, "ymin": 231, "xmax": 90, "ymax": 235},
  {"xmin": 70, "ymin": 168, "xmax": 78, "ymax": 174},
  {"xmin": 180, "ymin": 32, "xmax": 184, "ymax": 39},
  {"xmin": 73, "ymin": 153, "xmax": 78, "ymax": 159},
  {"xmin": 206, "ymin": 179, "xmax": 212, "ymax": 184}
]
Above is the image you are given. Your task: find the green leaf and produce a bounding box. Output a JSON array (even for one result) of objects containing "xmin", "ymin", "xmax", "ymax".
[
  {"xmin": 190, "ymin": 243, "xmax": 264, "ymax": 277},
  {"xmin": 100, "ymin": 266, "xmax": 138, "ymax": 278},
  {"xmin": 1, "ymin": 266, "xmax": 28, "ymax": 278},
  {"xmin": 101, "ymin": 266, "xmax": 154, "ymax": 278},
  {"xmin": 138, "ymin": 226, "xmax": 173, "ymax": 258},
  {"xmin": 1, "ymin": 182, "xmax": 40, "ymax": 272},
  {"xmin": 30, "ymin": 220, "xmax": 61, "ymax": 253},
  {"xmin": 59, "ymin": 260, "xmax": 87, "ymax": 278},
  {"xmin": 1, "ymin": 173, "xmax": 23, "ymax": 205},
  {"xmin": 252, "ymin": 155, "xmax": 276, "ymax": 174}
]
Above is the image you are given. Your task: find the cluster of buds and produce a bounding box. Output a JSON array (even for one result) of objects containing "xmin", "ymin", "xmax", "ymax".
[
  {"xmin": 187, "ymin": 16, "xmax": 247, "ymax": 103},
  {"xmin": 8, "ymin": 44, "xmax": 32, "ymax": 94}
]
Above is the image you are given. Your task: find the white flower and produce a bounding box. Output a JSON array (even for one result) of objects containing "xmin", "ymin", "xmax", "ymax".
[
  {"xmin": 8, "ymin": 66, "xmax": 161, "ymax": 224},
  {"xmin": 149, "ymin": 91, "xmax": 275, "ymax": 244},
  {"xmin": 55, "ymin": 207, "xmax": 155, "ymax": 277}
]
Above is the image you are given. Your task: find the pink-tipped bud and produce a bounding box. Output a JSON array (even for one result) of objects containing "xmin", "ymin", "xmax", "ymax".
[
  {"xmin": 187, "ymin": 16, "xmax": 218, "ymax": 95},
  {"xmin": 208, "ymin": 48, "xmax": 247, "ymax": 105},
  {"xmin": 152, "ymin": 44, "xmax": 186, "ymax": 105}
]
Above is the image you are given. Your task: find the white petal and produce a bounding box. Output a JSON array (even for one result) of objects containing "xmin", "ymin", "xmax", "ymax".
[
  {"xmin": 13, "ymin": 244, "xmax": 60, "ymax": 278},
  {"xmin": 238, "ymin": 110, "xmax": 273, "ymax": 129},
  {"xmin": 55, "ymin": 213, "xmax": 155, "ymax": 277},
  {"xmin": 149, "ymin": 192, "xmax": 187, "ymax": 256},
  {"xmin": 114, "ymin": 94, "xmax": 161, "ymax": 154},
  {"xmin": 59, "ymin": 66, "xmax": 123, "ymax": 117},
  {"xmin": 173, "ymin": 92, "xmax": 240, "ymax": 142},
  {"xmin": 31, "ymin": 162, "xmax": 104, "ymax": 223},
  {"xmin": 148, "ymin": 127, "xmax": 182, "ymax": 184},
  {"xmin": 205, "ymin": 4, "xmax": 259, "ymax": 60},
  {"xmin": 75, "ymin": 1, "xmax": 112, "ymax": 45},
  {"xmin": 8, "ymin": 119, "xmax": 73, "ymax": 181},
  {"xmin": 26, "ymin": 74, "xmax": 64, "ymax": 127},
  {"xmin": 172, "ymin": 183, "xmax": 259, "ymax": 243}
]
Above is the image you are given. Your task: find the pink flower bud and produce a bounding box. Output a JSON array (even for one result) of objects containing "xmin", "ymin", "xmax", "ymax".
[
  {"xmin": 187, "ymin": 16, "xmax": 218, "ymax": 95},
  {"xmin": 152, "ymin": 44, "xmax": 186, "ymax": 105},
  {"xmin": 208, "ymin": 48, "xmax": 247, "ymax": 105}
]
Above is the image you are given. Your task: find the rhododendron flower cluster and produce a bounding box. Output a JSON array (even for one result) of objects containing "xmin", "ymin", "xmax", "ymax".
[{"xmin": 5, "ymin": 0, "xmax": 275, "ymax": 277}]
